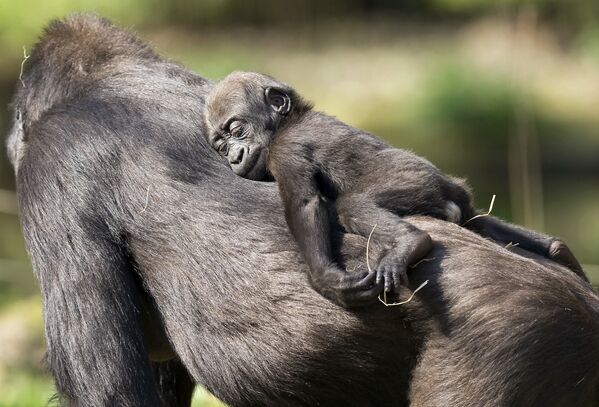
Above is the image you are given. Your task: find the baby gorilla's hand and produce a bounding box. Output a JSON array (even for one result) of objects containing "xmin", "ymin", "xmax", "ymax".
[
  {"xmin": 310, "ymin": 267, "xmax": 383, "ymax": 308},
  {"xmin": 375, "ymin": 250, "xmax": 409, "ymax": 294},
  {"xmin": 375, "ymin": 231, "xmax": 433, "ymax": 295}
]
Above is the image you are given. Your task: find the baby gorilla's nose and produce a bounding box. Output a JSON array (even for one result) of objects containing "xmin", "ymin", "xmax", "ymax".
[{"xmin": 229, "ymin": 145, "xmax": 246, "ymax": 165}]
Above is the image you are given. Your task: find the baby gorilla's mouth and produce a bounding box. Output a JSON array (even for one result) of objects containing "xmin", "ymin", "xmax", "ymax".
[
  {"xmin": 230, "ymin": 145, "xmax": 257, "ymax": 176},
  {"xmin": 236, "ymin": 148, "xmax": 268, "ymax": 181}
]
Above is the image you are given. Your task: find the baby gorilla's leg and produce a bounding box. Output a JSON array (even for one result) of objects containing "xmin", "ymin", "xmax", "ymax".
[{"xmin": 465, "ymin": 215, "xmax": 586, "ymax": 280}]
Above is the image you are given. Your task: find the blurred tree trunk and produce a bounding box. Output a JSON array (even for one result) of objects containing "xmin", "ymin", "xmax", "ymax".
[{"xmin": 508, "ymin": 4, "xmax": 545, "ymax": 231}]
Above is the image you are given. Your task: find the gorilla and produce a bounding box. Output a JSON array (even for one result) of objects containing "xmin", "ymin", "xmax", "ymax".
[
  {"xmin": 202, "ymin": 71, "xmax": 583, "ymax": 304},
  {"xmin": 6, "ymin": 13, "xmax": 599, "ymax": 407}
]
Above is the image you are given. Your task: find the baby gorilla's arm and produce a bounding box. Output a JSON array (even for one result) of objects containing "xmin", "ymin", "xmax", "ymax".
[
  {"xmin": 274, "ymin": 159, "xmax": 383, "ymax": 308},
  {"xmin": 336, "ymin": 193, "xmax": 434, "ymax": 295}
]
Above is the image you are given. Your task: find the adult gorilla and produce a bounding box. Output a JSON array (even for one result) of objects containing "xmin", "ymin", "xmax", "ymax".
[{"xmin": 7, "ymin": 14, "xmax": 599, "ymax": 407}]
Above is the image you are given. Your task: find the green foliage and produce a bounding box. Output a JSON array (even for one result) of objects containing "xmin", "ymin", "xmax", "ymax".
[
  {"xmin": 418, "ymin": 63, "xmax": 517, "ymax": 139},
  {"xmin": 431, "ymin": 0, "xmax": 514, "ymax": 12},
  {"xmin": 576, "ymin": 25, "xmax": 599, "ymax": 60},
  {"xmin": 430, "ymin": 0, "xmax": 597, "ymax": 16},
  {"xmin": 0, "ymin": 0, "xmax": 156, "ymax": 60},
  {"xmin": 0, "ymin": 373, "xmax": 55, "ymax": 407},
  {"xmin": 192, "ymin": 388, "xmax": 228, "ymax": 407},
  {"xmin": 0, "ymin": 374, "xmax": 226, "ymax": 406}
]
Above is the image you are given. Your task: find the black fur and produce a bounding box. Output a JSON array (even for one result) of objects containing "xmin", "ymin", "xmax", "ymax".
[
  {"xmin": 7, "ymin": 13, "xmax": 599, "ymax": 407},
  {"xmin": 204, "ymin": 71, "xmax": 585, "ymax": 306}
]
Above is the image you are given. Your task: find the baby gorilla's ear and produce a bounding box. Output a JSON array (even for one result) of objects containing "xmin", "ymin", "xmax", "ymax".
[{"xmin": 264, "ymin": 87, "xmax": 291, "ymax": 115}]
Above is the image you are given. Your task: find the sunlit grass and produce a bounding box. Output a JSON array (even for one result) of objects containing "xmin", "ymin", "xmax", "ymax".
[
  {"xmin": 0, "ymin": 373, "xmax": 55, "ymax": 407},
  {"xmin": 0, "ymin": 375, "xmax": 226, "ymax": 407},
  {"xmin": 192, "ymin": 387, "xmax": 227, "ymax": 407}
]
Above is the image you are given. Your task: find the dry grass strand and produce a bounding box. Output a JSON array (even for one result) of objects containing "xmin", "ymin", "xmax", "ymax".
[
  {"xmin": 378, "ymin": 279, "xmax": 429, "ymax": 307},
  {"xmin": 19, "ymin": 46, "xmax": 30, "ymax": 88},
  {"xmin": 462, "ymin": 194, "xmax": 496, "ymax": 226},
  {"xmin": 139, "ymin": 185, "xmax": 151, "ymax": 214},
  {"xmin": 365, "ymin": 224, "xmax": 377, "ymax": 273},
  {"xmin": 410, "ymin": 256, "xmax": 436, "ymax": 269},
  {"xmin": 504, "ymin": 242, "xmax": 520, "ymax": 250}
]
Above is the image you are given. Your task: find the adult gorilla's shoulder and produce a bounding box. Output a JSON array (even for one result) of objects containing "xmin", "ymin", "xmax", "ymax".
[{"xmin": 8, "ymin": 13, "xmax": 599, "ymax": 407}]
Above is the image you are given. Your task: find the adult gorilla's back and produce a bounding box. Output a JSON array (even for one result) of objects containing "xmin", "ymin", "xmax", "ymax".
[{"xmin": 8, "ymin": 14, "xmax": 599, "ymax": 407}]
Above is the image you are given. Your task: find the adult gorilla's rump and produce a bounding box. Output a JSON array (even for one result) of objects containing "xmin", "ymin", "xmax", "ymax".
[{"xmin": 7, "ymin": 14, "xmax": 599, "ymax": 407}]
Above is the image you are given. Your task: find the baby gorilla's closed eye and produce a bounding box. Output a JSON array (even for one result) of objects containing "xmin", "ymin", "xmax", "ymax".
[{"xmin": 228, "ymin": 120, "xmax": 244, "ymax": 138}]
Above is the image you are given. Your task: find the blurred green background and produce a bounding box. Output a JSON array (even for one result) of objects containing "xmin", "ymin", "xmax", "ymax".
[{"xmin": 0, "ymin": 0, "xmax": 598, "ymax": 405}]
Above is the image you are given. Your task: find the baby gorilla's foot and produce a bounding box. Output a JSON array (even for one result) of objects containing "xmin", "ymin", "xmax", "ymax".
[{"xmin": 548, "ymin": 240, "xmax": 586, "ymax": 280}]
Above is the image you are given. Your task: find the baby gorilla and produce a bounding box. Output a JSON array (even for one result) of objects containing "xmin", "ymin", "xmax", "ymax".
[{"xmin": 205, "ymin": 71, "xmax": 584, "ymax": 308}]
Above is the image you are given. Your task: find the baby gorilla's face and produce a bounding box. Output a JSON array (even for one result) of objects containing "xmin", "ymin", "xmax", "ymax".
[
  {"xmin": 205, "ymin": 72, "xmax": 292, "ymax": 181},
  {"xmin": 207, "ymin": 116, "xmax": 270, "ymax": 180}
]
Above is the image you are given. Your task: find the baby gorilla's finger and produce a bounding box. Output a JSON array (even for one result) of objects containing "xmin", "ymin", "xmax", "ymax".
[
  {"xmin": 339, "ymin": 271, "xmax": 380, "ymax": 292},
  {"xmin": 351, "ymin": 271, "xmax": 377, "ymax": 289},
  {"xmin": 351, "ymin": 283, "xmax": 385, "ymax": 302},
  {"xmin": 383, "ymin": 269, "xmax": 394, "ymax": 293},
  {"xmin": 339, "ymin": 276, "xmax": 383, "ymax": 307},
  {"xmin": 392, "ymin": 269, "xmax": 405, "ymax": 293},
  {"xmin": 376, "ymin": 269, "xmax": 387, "ymax": 291},
  {"xmin": 375, "ymin": 270, "xmax": 384, "ymax": 286}
]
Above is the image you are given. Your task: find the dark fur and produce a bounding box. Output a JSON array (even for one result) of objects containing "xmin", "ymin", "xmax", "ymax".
[
  {"xmin": 7, "ymin": 14, "xmax": 599, "ymax": 407},
  {"xmin": 204, "ymin": 72, "xmax": 585, "ymax": 306}
]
